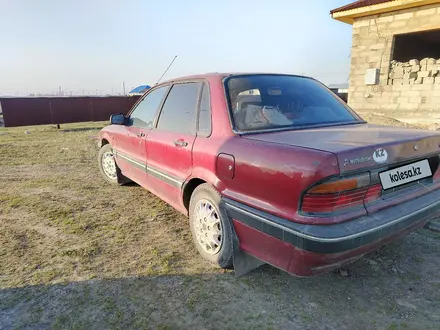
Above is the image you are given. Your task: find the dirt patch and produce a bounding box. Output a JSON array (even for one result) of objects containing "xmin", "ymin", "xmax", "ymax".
[{"xmin": 0, "ymin": 120, "xmax": 439, "ymax": 329}]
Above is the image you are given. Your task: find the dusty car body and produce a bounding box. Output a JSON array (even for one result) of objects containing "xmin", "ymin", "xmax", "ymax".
[{"xmin": 98, "ymin": 73, "xmax": 440, "ymax": 276}]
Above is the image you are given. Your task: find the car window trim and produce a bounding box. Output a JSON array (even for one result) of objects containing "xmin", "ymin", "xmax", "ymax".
[
  {"xmin": 152, "ymin": 85, "xmax": 173, "ymax": 129},
  {"xmin": 154, "ymin": 80, "xmax": 204, "ymax": 135},
  {"xmin": 196, "ymin": 81, "xmax": 212, "ymax": 138},
  {"xmin": 127, "ymin": 84, "xmax": 171, "ymax": 128}
]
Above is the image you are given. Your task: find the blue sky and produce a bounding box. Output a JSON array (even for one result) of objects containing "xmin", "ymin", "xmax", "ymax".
[{"xmin": 0, "ymin": 0, "xmax": 352, "ymax": 95}]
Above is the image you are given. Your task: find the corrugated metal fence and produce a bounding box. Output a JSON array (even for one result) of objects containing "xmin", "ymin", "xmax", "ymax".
[{"xmin": 0, "ymin": 96, "xmax": 141, "ymax": 127}]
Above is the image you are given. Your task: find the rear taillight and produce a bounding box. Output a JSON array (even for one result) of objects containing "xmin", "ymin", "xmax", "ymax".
[
  {"xmin": 364, "ymin": 184, "xmax": 382, "ymax": 203},
  {"xmin": 301, "ymin": 174, "xmax": 382, "ymax": 214}
]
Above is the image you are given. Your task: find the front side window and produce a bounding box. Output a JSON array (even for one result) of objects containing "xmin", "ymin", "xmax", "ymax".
[
  {"xmin": 128, "ymin": 85, "xmax": 168, "ymax": 128},
  {"xmin": 226, "ymin": 75, "xmax": 360, "ymax": 132},
  {"xmin": 157, "ymin": 82, "xmax": 202, "ymax": 134}
]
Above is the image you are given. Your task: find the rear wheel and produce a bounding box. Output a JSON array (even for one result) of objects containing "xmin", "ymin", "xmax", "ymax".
[
  {"xmin": 98, "ymin": 144, "xmax": 130, "ymax": 185},
  {"xmin": 189, "ymin": 183, "xmax": 233, "ymax": 268}
]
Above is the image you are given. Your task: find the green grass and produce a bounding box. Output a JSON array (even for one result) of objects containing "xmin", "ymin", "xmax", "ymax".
[{"xmin": 0, "ymin": 122, "xmax": 213, "ymax": 290}]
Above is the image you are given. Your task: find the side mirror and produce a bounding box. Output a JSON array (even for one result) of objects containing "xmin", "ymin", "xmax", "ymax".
[{"xmin": 110, "ymin": 113, "xmax": 125, "ymax": 125}]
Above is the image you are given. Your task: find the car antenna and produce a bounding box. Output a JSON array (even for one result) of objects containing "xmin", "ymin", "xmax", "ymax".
[{"xmin": 156, "ymin": 55, "xmax": 178, "ymax": 85}]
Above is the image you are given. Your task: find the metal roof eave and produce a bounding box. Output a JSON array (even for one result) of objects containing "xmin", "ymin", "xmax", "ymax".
[{"xmin": 331, "ymin": 0, "xmax": 440, "ymax": 24}]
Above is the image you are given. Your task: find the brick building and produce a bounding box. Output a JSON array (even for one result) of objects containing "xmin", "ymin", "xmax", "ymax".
[{"xmin": 331, "ymin": 0, "xmax": 440, "ymax": 123}]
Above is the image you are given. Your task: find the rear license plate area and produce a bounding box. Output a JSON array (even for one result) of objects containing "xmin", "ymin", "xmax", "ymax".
[{"xmin": 379, "ymin": 159, "xmax": 432, "ymax": 190}]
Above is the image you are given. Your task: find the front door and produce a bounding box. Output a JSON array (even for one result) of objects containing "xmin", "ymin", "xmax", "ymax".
[
  {"xmin": 113, "ymin": 85, "xmax": 169, "ymax": 185},
  {"xmin": 146, "ymin": 82, "xmax": 203, "ymax": 208}
]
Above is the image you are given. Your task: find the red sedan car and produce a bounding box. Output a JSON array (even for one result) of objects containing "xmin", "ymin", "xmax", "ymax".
[{"xmin": 98, "ymin": 73, "xmax": 440, "ymax": 276}]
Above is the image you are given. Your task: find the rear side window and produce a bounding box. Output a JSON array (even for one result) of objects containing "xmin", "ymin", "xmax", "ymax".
[
  {"xmin": 128, "ymin": 85, "xmax": 168, "ymax": 128},
  {"xmin": 157, "ymin": 82, "xmax": 202, "ymax": 134},
  {"xmin": 197, "ymin": 83, "xmax": 212, "ymax": 137},
  {"xmin": 226, "ymin": 75, "xmax": 359, "ymax": 132}
]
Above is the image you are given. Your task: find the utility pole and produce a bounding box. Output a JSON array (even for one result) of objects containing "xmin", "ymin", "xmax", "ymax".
[{"xmin": 123, "ymin": 82, "xmax": 126, "ymax": 95}]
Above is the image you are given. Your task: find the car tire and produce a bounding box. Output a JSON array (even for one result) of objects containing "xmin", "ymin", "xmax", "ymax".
[
  {"xmin": 189, "ymin": 183, "xmax": 233, "ymax": 269},
  {"xmin": 98, "ymin": 144, "xmax": 130, "ymax": 185}
]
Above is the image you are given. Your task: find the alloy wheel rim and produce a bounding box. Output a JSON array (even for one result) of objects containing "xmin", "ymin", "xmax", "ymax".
[
  {"xmin": 193, "ymin": 199, "xmax": 223, "ymax": 255},
  {"xmin": 102, "ymin": 151, "xmax": 117, "ymax": 180}
]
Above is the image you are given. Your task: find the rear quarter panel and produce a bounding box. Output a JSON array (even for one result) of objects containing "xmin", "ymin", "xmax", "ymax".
[
  {"xmin": 187, "ymin": 76, "xmax": 236, "ymax": 190},
  {"xmin": 217, "ymin": 136, "xmax": 340, "ymax": 223}
]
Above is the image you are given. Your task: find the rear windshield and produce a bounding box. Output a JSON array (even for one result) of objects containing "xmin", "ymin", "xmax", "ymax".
[{"xmin": 225, "ymin": 75, "xmax": 360, "ymax": 132}]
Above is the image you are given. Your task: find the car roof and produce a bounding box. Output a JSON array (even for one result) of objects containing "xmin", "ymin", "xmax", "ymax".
[{"xmin": 157, "ymin": 72, "xmax": 313, "ymax": 85}]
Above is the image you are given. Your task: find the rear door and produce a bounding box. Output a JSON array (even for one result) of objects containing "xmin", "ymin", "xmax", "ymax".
[
  {"xmin": 145, "ymin": 81, "xmax": 203, "ymax": 207},
  {"xmin": 113, "ymin": 85, "xmax": 169, "ymax": 185}
]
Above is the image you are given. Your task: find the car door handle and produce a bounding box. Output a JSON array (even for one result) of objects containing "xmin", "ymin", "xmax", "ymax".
[{"xmin": 173, "ymin": 140, "xmax": 188, "ymax": 147}]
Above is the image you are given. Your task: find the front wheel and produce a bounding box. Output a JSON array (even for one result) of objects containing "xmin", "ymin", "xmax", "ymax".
[
  {"xmin": 189, "ymin": 183, "xmax": 233, "ymax": 268},
  {"xmin": 98, "ymin": 144, "xmax": 130, "ymax": 185}
]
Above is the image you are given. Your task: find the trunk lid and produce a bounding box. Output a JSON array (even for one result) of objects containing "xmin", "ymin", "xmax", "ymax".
[{"xmin": 242, "ymin": 123, "xmax": 440, "ymax": 173}]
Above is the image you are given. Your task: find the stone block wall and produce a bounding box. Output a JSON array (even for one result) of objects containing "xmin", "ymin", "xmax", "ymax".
[
  {"xmin": 389, "ymin": 58, "xmax": 440, "ymax": 86},
  {"xmin": 348, "ymin": 4, "xmax": 440, "ymax": 120}
]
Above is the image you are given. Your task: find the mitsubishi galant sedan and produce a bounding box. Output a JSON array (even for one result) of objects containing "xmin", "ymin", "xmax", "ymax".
[{"xmin": 97, "ymin": 73, "xmax": 440, "ymax": 276}]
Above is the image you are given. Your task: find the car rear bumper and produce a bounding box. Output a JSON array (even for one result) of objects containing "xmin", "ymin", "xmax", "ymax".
[{"xmin": 222, "ymin": 188, "xmax": 440, "ymax": 276}]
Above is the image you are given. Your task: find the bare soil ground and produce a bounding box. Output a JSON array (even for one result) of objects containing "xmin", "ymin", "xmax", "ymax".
[{"xmin": 1, "ymin": 118, "xmax": 440, "ymax": 330}]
